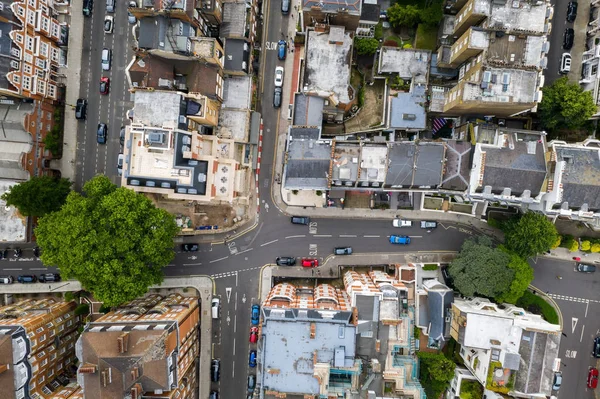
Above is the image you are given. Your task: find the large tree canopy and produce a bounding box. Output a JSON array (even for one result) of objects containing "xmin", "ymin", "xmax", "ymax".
[
  {"xmin": 503, "ymin": 212, "xmax": 559, "ymax": 259},
  {"xmin": 354, "ymin": 38, "xmax": 379, "ymax": 56},
  {"xmin": 448, "ymin": 236, "xmax": 514, "ymax": 299},
  {"xmin": 495, "ymin": 248, "xmax": 534, "ymax": 304},
  {"xmin": 387, "ymin": 4, "xmax": 421, "ymax": 28},
  {"xmin": 35, "ymin": 175, "xmax": 179, "ymax": 306},
  {"xmin": 1, "ymin": 176, "xmax": 71, "ymax": 216},
  {"xmin": 538, "ymin": 77, "xmax": 595, "ymax": 131},
  {"xmin": 417, "ymin": 351, "xmax": 456, "ymax": 398}
]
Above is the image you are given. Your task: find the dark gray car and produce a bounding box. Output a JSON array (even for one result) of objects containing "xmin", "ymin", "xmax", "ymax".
[
  {"xmin": 334, "ymin": 247, "xmax": 352, "ymax": 255},
  {"xmin": 576, "ymin": 263, "xmax": 596, "ymax": 273},
  {"xmin": 273, "ymin": 87, "xmax": 282, "ymax": 108}
]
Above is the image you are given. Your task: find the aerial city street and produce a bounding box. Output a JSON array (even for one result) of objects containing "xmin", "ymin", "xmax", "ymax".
[{"xmin": 1, "ymin": 0, "xmax": 600, "ymax": 398}]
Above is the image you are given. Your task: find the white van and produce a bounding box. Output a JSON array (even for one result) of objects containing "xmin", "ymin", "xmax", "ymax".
[{"xmin": 211, "ymin": 298, "xmax": 220, "ymax": 319}]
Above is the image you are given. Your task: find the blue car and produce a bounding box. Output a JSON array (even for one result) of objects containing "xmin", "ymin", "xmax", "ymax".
[
  {"xmin": 389, "ymin": 235, "xmax": 411, "ymax": 245},
  {"xmin": 251, "ymin": 304, "xmax": 260, "ymax": 325},
  {"xmin": 277, "ymin": 40, "xmax": 287, "ymax": 61},
  {"xmin": 249, "ymin": 350, "xmax": 257, "ymax": 367}
]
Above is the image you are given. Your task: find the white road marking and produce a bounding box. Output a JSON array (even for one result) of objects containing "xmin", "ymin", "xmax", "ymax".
[
  {"xmin": 580, "ymin": 325, "xmax": 585, "ymax": 343},
  {"xmin": 236, "ymin": 248, "xmax": 254, "ymax": 255},
  {"xmin": 363, "ymin": 235, "xmax": 380, "ymax": 238},
  {"xmin": 30, "ymin": 268, "xmax": 47, "ymax": 271},
  {"xmin": 260, "ymin": 239, "xmax": 279, "ymax": 247},
  {"xmin": 586, "ymin": 302, "xmax": 589, "ymax": 318},
  {"xmin": 340, "ymin": 235, "xmax": 357, "ymax": 238},
  {"xmin": 285, "ymin": 235, "xmax": 306, "ymax": 239},
  {"xmin": 572, "ymin": 317, "xmax": 578, "ymax": 333},
  {"xmin": 182, "ymin": 263, "xmax": 202, "ymax": 266},
  {"xmin": 210, "ymin": 256, "xmax": 229, "ymax": 264},
  {"xmin": 314, "ymin": 234, "xmax": 332, "ymax": 238},
  {"xmin": 226, "ymin": 287, "xmax": 232, "ymax": 303},
  {"xmin": 4, "ymin": 268, "xmax": 22, "ymax": 271},
  {"xmin": 409, "ymin": 235, "xmax": 423, "ymax": 238}
]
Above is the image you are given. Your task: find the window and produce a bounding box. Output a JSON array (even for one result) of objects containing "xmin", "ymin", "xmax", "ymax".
[
  {"xmin": 10, "ymin": 47, "xmax": 20, "ymax": 58},
  {"xmin": 37, "ymin": 375, "xmax": 44, "ymax": 384},
  {"xmin": 51, "ymin": 47, "xmax": 58, "ymax": 62},
  {"xmin": 23, "ymin": 64, "xmax": 32, "ymax": 75},
  {"xmin": 49, "ymin": 353, "xmax": 56, "ymax": 361},
  {"xmin": 27, "ymin": 9, "xmax": 35, "ymax": 26},
  {"xmin": 47, "ymin": 84, "xmax": 56, "ymax": 98},
  {"xmin": 35, "ymin": 327, "xmax": 43, "ymax": 334},
  {"xmin": 41, "ymin": 17, "xmax": 49, "ymax": 32},
  {"xmin": 37, "ymin": 350, "xmax": 46, "ymax": 358},
  {"xmin": 24, "ymin": 53, "xmax": 33, "ymax": 64},
  {"xmin": 36, "ymin": 58, "xmax": 45, "ymax": 69},
  {"xmin": 17, "ymin": 6, "xmax": 25, "ymax": 17},
  {"xmin": 22, "ymin": 75, "xmax": 30, "ymax": 90},
  {"xmin": 38, "ymin": 333, "xmax": 46, "ymax": 342},
  {"xmin": 15, "ymin": 33, "xmax": 23, "ymax": 44},
  {"xmin": 40, "ymin": 358, "xmax": 48, "ymax": 367},
  {"xmin": 36, "ymin": 68, "xmax": 43, "ymax": 78},
  {"xmin": 51, "ymin": 23, "xmax": 59, "ymax": 38},
  {"xmin": 25, "ymin": 36, "xmax": 34, "ymax": 51},
  {"xmin": 28, "ymin": 0, "xmax": 35, "ymax": 7},
  {"xmin": 40, "ymin": 42, "xmax": 48, "ymax": 57}
]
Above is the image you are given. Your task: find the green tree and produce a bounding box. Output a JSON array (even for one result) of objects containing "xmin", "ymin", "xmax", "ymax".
[
  {"xmin": 448, "ymin": 236, "xmax": 514, "ymax": 299},
  {"xmin": 35, "ymin": 175, "xmax": 179, "ymax": 307},
  {"xmin": 354, "ymin": 38, "xmax": 379, "ymax": 55},
  {"xmin": 495, "ymin": 249, "xmax": 534, "ymax": 304},
  {"xmin": 503, "ymin": 212, "xmax": 559, "ymax": 259},
  {"xmin": 374, "ymin": 23, "xmax": 383, "ymax": 41},
  {"xmin": 387, "ymin": 4, "xmax": 421, "ymax": 28},
  {"xmin": 1, "ymin": 176, "xmax": 71, "ymax": 216},
  {"xmin": 420, "ymin": 1, "xmax": 443, "ymax": 27},
  {"xmin": 418, "ymin": 351, "xmax": 456, "ymax": 398},
  {"xmin": 538, "ymin": 77, "xmax": 596, "ymax": 131}
]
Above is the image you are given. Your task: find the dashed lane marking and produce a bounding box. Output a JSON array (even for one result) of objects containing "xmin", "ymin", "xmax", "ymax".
[
  {"xmin": 340, "ymin": 235, "xmax": 357, "ymax": 238},
  {"xmin": 210, "ymin": 256, "xmax": 229, "ymax": 264},
  {"xmin": 285, "ymin": 235, "xmax": 305, "ymax": 239},
  {"xmin": 363, "ymin": 235, "xmax": 380, "ymax": 238},
  {"xmin": 260, "ymin": 239, "xmax": 279, "ymax": 247},
  {"xmin": 548, "ymin": 294, "xmax": 598, "ymax": 303}
]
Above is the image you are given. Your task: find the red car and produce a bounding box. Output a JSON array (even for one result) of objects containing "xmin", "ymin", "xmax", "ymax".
[
  {"xmin": 99, "ymin": 77, "xmax": 110, "ymax": 94},
  {"xmin": 302, "ymin": 258, "xmax": 318, "ymax": 267},
  {"xmin": 588, "ymin": 367, "xmax": 599, "ymax": 389},
  {"xmin": 249, "ymin": 327, "xmax": 258, "ymax": 343}
]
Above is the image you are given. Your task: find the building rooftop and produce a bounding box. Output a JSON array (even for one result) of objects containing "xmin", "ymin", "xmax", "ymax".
[
  {"xmin": 303, "ymin": 0, "xmax": 361, "ymax": 13},
  {"xmin": 358, "ymin": 145, "xmax": 388, "ymax": 183},
  {"xmin": 284, "ymin": 128, "xmax": 331, "ymax": 189},
  {"xmin": 0, "ymin": 180, "xmax": 27, "ymax": 241},
  {"xmin": 0, "ymin": 101, "xmax": 34, "ymax": 181},
  {"xmin": 331, "ymin": 142, "xmax": 360, "ymax": 184},
  {"xmin": 441, "ymin": 140, "xmax": 472, "ymax": 191},
  {"xmin": 484, "ymin": 0, "xmax": 549, "ymax": 34},
  {"xmin": 223, "ymin": 75, "xmax": 252, "ymax": 109},
  {"xmin": 463, "ymin": 67, "xmax": 539, "ymax": 104},
  {"xmin": 389, "ymin": 93, "xmax": 427, "ymax": 130},
  {"xmin": 378, "ymin": 47, "xmax": 430, "ymax": 81},
  {"xmin": 514, "ymin": 329, "xmax": 560, "ymax": 395},
  {"xmin": 385, "ymin": 142, "xmax": 445, "ymax": 188},
  {"xmin": 220, "ymin": 2, "xmax": 247, "ymax": 38},
  {"xmin": 486, "ymin": 33, "xmax": 546, "ymax": 69},
  {"xmin": 223, "ymin": 38, "xmax": 249, "ymax": 73},
  {"xmin": 133, "ymin": 91, "xmax": 187, "ymax": 128},
  {"xmin": 423, "ymin": 279, "xmax": 454, "ymax": 347},
  {"xmin": 138, "ymin": 16, "xmax": 193, "ymax": 52},
  {"xmin": 360, "ymin": 3, "xmax": 380, "ymax": 21},
  {"xmin": 218, "ymin": 108, "xmax": 251, "ymax": 141},
  {"xmin": 294, "ymin": 94, "xmax": 325, "ymax": 126},
  {"xmin": 304, "ymin": 27, "xmax": 353, "ymax": 105},
  {"xmin": 555, "ymin": 146, "xmax": 600, "ymax": 210}
]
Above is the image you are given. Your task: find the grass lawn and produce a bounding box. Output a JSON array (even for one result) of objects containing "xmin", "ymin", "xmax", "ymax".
[
  {"xmin": 416, "ymin": 24, "xmax": 438, "ymax": 50},
  {"xmin": 516, "ymin": 291, "xmax": 559, "ymax": 325}
]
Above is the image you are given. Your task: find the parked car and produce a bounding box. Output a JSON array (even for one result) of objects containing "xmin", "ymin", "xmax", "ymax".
[
  {"xmin": 83, "ymin": 0, "xmax": 93, "ymax": 16},
  {"xmin": 211, "ymin": 298, "xmax": 220, "ymax": 319},
  {"xmin": 302, "ymin": 258, "xmax": 319, "ymax": 267},
  {"xmin": 566, "ymin": 1, "xmax": 578, "ymax": 22},
  {"xmin": 273, "ymin": 87, "xmax": 282, "ymax": 108},
  {"xmin": 75, "ymin": 99, "xmax": 87, "ymax": 120},
  {"xmin": 276, "ymin": 256, "xmax": 296, "ymax": 266},
  {"xmin": 0, "ymin": 249, "xmax": 6, "ymax": 259},
  {"xmin": 0, "ymin": 276, "xmax": 14, "ymax": 284},
  {"xmin": 274, "ymin": 66, "xmax": 284, "ymax": 87},
  {"xmin": 13, "ymin": 248, "xmax": 21, "ymax": 258},
  {"xmin": 117, "ymin": 153, "xmax": 124, "ymax": 176},
  {"xmin": 211, "ymin": 359, "xmax": 220, "ymax": 382},
  {"xmin": 563, "ymin": 28, "xmax": 574, "ymax": 49},
  {"xmin": 281, "ymin": 0, "xmax": 289, "ymax": 14},
  {"xmin": 209, "ymin": 391, "xmax": 218, "ymax": 399},
  {"xmin": 392, "ymin": 219, "xmax": 412, "ymax": 227},
  {"xmin": 128, "ymin": 1, "xmax": 137, "ymax": 24},
  {"xmin": 103, "ymin": 15, "xmax": 113, "ymax": 33},
  {"xmin": 33, "ymin": 247, "xmax": 40, "ymax": 257},
  {"xmin": 106, "ymin": 0, "xmax": 115, "ymax": 12},
  {"xmin": 101, "ymin": 48, "xmax": 112, "ymax": 70},
  {"xmin": 251, "ymin": 304, "xmax": 260, "ymax": 325},
  {"xmin": 552, "ymin": 371, "xmax": 562, "ymax": 391},
  {"xmin": 277, "ymin": 40, "xmax": 287, "ymax": 60},
  {"xmin": 119, "ymin": 126, "xmax": 125, "ymax": 146},
  {"xmin": 334, "ymin": 247, "xmax": 353, "ymax": 255},
  {"xmin": 249, "ymin": 326, "xmax": 258, "ymax": 343},
  {"xmin": 291, "ymin": 216, "xmax": 309, "ymax": 225},
  {"xmin": 560, "ymin": 53, "xmax": 572, "ymax": 74},
  {"xmin": 249, "ymin": 350, "xmax": 257, "ymax": 367},
  {"xmin": 247, "ymin": 374, "xmax": 256, "ymax": 392},
  {"xmin": 441, "ymin": 266, "xmax": 454, "ymax": 288},
  {"xmin": 588, "ymin": 367, "xmax": 599, "ymax": 389},
  {"xmin": 99, "ymin": 76, "xmax": 110, "ymax": 94},
  {"xmin": 97, "ymin": 123, "xmax": 107, "ymax": 144},
  {"xmin": 17, "ymin": 275, "xmax": 37, "ymax": 283},
  {"xmin": 593, "ymin": 336, "xmax": 600, "ymax": 358},
  {"xmin": 38, "ymin": 273, "xmax": 61, "ymax": 283},
  {"xmin": 181, "ymin": 243, "xmax": 199, "ymax": 252},
  {"xmin": 576, "ymin": 263, "xmax": 596, "ymax": 273},
  {"xmin": 389, "ymin": 235, "xmax": 411, "ymax": 245},
  {"xmin": 420, "ymin": 221, "xmax": 438, "ymax": 229}
]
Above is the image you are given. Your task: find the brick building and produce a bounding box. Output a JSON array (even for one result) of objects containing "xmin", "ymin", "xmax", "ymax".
[
  {"xmin": 0, "ymin": 298, "xmax": 79, "ymax": 399},
  {"xmin": 76, "ymin": 293, "xmax": 200, "ymax": 399}
]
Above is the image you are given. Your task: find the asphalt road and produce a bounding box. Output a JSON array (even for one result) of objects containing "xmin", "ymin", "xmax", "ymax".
[{"xmin": 75, "ymin": 4, "xmax": 134, "ymax": 191}]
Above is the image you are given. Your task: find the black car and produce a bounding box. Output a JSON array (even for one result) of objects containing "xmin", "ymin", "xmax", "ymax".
[
  {"xmin": 33, "ymin": 247, "xmax": 40, "ymax": 257},
  {"xmin": 119, "ymin": 126, "xmax": 125, "ymax": 146},
  {"xmin": 17, "ymin": 275, "xmax": 37, "ymax": 283},
  {"xmin": 563, "ymin": 28, "xmax": 574, "ymax": 50},
  {"xmin": 291, "ymin": 216, "xmax": 309, "ymax": 225},
  {"xmin": 276, "ymin": 256, "xmax": 296, "ymax": 266},
  {"xmin": 13, "ymin": 248, "xmax": 22, "ymax": 258},
  {"xmin": 0, "ymin": 249, "xmax": 6, "ymax": 259},
  {"xmin": 75, "ymin": 99, "xmax": 87, "ymax": 120},
  {"xmin": 97, "ymin": 123, "xmax": 107, "ymax": 144},
  {"xmin": 566, "ymin": 1, "xmax": 578, "ymax": 22},
  {"xmin": 181, "ymin": 243, "xmax": 199, "ymax": 252},
  {"xmin": 209, "ymin": 392, "xmax": 218, "ymax": 399},
  {"xmin": 211, "ymin": 359, "xmax": 220, "ymax": 382},
  {"xmin": 593, "ymin": 337, "xmax": 600, "ymax": 358},
  {"xmin": 39, "ymin": 273, "xmax": 61, "ymax": 283},
  {"xmin": 273, "ymin": 87, "xmax": 282, "ymax": 108},
  {"xmin": 576, "ymin": 263, "xmax": 596, "ymax": 273},
  {"xmin": 441, "ymin": 265, "xmax": 454, "ymax": 288}
]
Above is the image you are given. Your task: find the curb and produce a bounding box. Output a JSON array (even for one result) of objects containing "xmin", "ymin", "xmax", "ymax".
[{"xmin": 529, "ymin": 284, "xmax": 563, "ymax": 330}]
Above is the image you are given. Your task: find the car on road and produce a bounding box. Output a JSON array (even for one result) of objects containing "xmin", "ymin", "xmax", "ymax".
[
  {"xmin": 106, "ymin": 0, "xmax": 115, "ymax": 12},
  {"xmin": 249, "ymin": 350, "xmax": 257, "ymax": 367},
  {"xmin": 75, "ymin": 99, "xmax": 87, "ymax": 120},
  {"xmin": 560, "ymin": 53, "xmax": 572, "ymax": 74},
  {"xmin": 302, "ymin": 258, "xmax": 319, "ymax": 267},
  {"xmin": 552, "ymin": 371, "xmax": 562, "ymax": 391},
  {"xmin": 588, "ymin": 367, "xmax": 599, "ymax": 389},
  {"xmin": 247, "ymin": 374, "xmax": 256, "ymax": 392},
  {"xmin": 277, "ymin": 40, "xmax": 287, "ymax": 60},
  {"xmin": 103, "ymin": 15, "xmax": 113, "ymax": 33},
  {"xmin": 251, "ymin": 304, "xmax": 260, "ymax": 325},
  {"xmin": 13, "ymin": 248, "xmax": 21, "ymax": 258},
  {"xmin": 566, "ymin": 1, "xmax": 578, "ymax": 22},
  {"xmin": 211, "ymin": 359, "xmax": 220, "ymax": 382},
  {"xmin": 0, "ymin": 249, "xmax": 6, "ymax": 259},
  {"xmin": 33, "ymin": 247, "xmax": 40, "ymax": 257},
  {"xmin": 17, "ymin": 275, "xmax": 37, "ymax": 283},
  {"xmin": 38, "ymin": 273, "xmax": 61, "ymax": 283},
  {"xmin": 117, "ymin": 153, "xmax": 124, "ymax": 176},
  {"xmin": 273, "ymin": 87, "xmax": 282, "ymax": 108},
  {"xmin": 249, "ymin": 326, "xmax": 258, "ymax": 343},
  {"xmin": 291, "ymin": 216, "xmax": 309, "ymax": 225},
  {"xmin": 389, "ymin": 235, "xmax": 411, "ymax": 245},
  {"xmin": 420, "ymin": 221, "xmax": 437, "ymax": 229},
  {"xmin": 209, "ymin": 391, "xmax": 218, "ymax": 399},
  {"xmin": 128, "ymin": 1, "xmax": 137, "ymax": 24},
  {"xmin": 211, "ymin": 298, "xmax": 220, "ymax": 319},
  {"xmin": 83, "ymin": 0, "xmax": 93, "ymax": 16},
  {"xmin": 274, "ymin": 66, "xmax": 284, "ymax": 87},
  {"xmin": 563, "ymin": 28, "xmax": 574, "ymax": 50},
  {"xmin": 0, "ymin": 276, "xmax": 13, "ymax": 284},
  {"xmin": 392, "ymin": 219, "xmax": 412, "ymax": 227},
  {"xmin": 99, "ymin": 77, "xmax": 110, "ymax": 94},
  {"xmin": 281, "ymin": 0, "xmax": 289, "ymax": 14},
  {"xmin": 593, "ymin": 337, "xmax": 600, "ymax": 358},
  {"xmin": 276, "ymin": 256, "xmax": 296, "ymax": 266},
  {"xmin": 120, "ymin": 126, "xmax": 126, "ymax": 146},
  {"xmin": 334, "ymin": 247, "xmax": 353, "ymax": 255},
  {"xmin": 181, "ymin": 243, "xmax": 199, "ymax": 252},
  {"xmin": 576, "ymin": 263, "xmax": 596, "ymax": 273},
  {"xmin": 101, "ymin": 48, "xmax": 112, "ymax": 71},
  {"xmin": 97, "ymin": 123, "xmax": 107, "ymax": 144}
]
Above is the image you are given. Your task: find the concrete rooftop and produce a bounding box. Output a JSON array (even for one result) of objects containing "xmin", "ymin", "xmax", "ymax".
[{"xmin": 378, "ymin": 48, "xmax": 430, "ymax": 81}]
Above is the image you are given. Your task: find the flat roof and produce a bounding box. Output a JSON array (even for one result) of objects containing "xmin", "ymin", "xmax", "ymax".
[
  {"xmin": 486, "ymin": 0, "xmax": 548, "ymax": 34},
  {"xmin": 133, "ymin": 91, "xmax": 184, "ymax": 127},
  {"xmin": 304, "ymin": 27, "xmax": 353, "ymax": 105},
  {"xmin": 293, "ymin": 94, "xmax": 325, "ymax": 126},
  {"xmin": 358, "ymin": 145, "xmax": 388, "ymax": 183},
  {"xmin": 220, "ymin": 2, "xmax": 246, "ymax": 38},
  {"xmin": 462, "ymin": 68, "xmax": 539, "ymax": 104},
  {"xmin": 385, "ymin": 142, "xmax": 444, "ymax": 188},
  {"xmin": 285, "ymin": 136, "xmax": 331, "ymax": 189},
  {"xmin": 0, "ymin": 180, "xmax": 27, "ymax": 241},
  {"xmin": 556, "ymin": 146, "xmax": 600, "ymax": 210},
  {"xmin": 302, "ymin": 0, "xmax": 361, "ymax": 13},
  {"xmin": 331, "ymin": 143, "xmax": 360, "ymax": 184},
  {"xmin": 378, "ymin": 48, "xmax": 430, "ymax": 80},
  {"xmin": 223, "ymin": 38, "xmax": 249, "ymax": 72},
  {"xmin": 218, "ymin": 108, "xmax": 250, "ymax": 142},
  {"xmin": 389, "ymin": 93, "xmax": 427, "ymax": 130},
  {"xmin": 223, "ymin": 75, "xmax": 252, "ymax": 109}
]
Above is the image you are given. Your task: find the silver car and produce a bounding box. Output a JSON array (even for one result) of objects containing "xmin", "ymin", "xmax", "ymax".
[
  {"xmin": 101, "ymin": 48, "xmax": 111, "ymax": 71},
  {"xmin": 117, "ymin": 153, "xmax": 124, "ymax": 176}
]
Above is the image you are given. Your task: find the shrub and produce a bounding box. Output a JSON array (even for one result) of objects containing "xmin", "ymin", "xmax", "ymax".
[
  {"xmin": 414, "ymin": 326, "xmax": 420, "ymax": 339},
  {"xmin": 460, "ymin": 379, "xmax": 483, "ymax": 399},
  {"xmin": 74, "ymin": 303, "xmax": 90, "ymax": 316},
  {"xmin": 374, "ymin": 23, "xmax": 383, "ymax": 40},
  {"xmin": 357, "ymin": 85, "xmax": 365, "ymax": 108},
  {"xmin": 316, "ymin": 190, "xmax": 323, "ymax": 196},
  {"xmin": 516, "ymin": 291, "xmax": 559, "ymax": 325},
  {"xmin": 551, "ymin": 236, "xmax": 561, "ymax": 249},
  {"xmin": 569, "ymin": 240, "xmax": 579, "ymax": 252},
  {"xmin": 403, "ymin": 43, "xmax": 413, "ymax": 49},
  {"xmin": 64, "ymin": 292, "xmax": 75, "ymax": 302},
  {"xmin": 383, "ymin": 39, "xmax": 399, "ymax": 47},
  {"xmin": 292, "ymin": 190, "xmax": 299, "ymax": 195},
  {"xmin": 581, "ymin": 240, "xmax": 591, "ymax": 251},
  {"xmin": 592, "ymin": 243, "xmax": 600, "ymax": 253},
  {"xmin": 423, "ymin": 264, "xmax": 438, "ymax": 271},
  {"xmin": 487, "ymin": 217, "xmax": 503, "ymax": 229}
]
